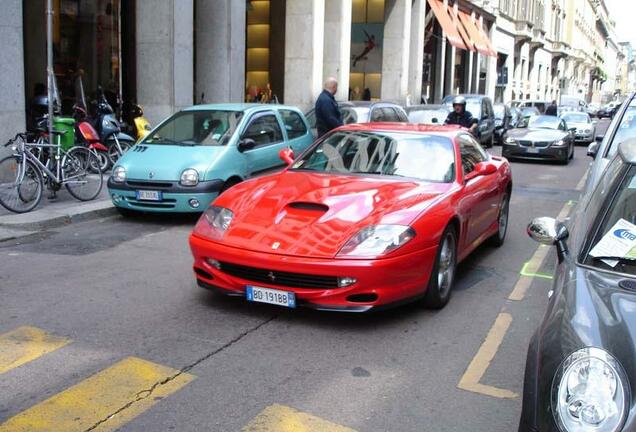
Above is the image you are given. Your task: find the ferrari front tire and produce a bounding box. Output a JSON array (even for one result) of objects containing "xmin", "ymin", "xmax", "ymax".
[
  {"xmin": 489, "ymin": 193, "xmax": 509, "ymax": 247},
  {"xmin": 423, "ymin": 226, "xmax": 457, "ymax": 309}
]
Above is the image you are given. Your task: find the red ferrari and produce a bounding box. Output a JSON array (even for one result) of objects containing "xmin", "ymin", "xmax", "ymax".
[{"xmin": 189, "ymin": 123, "xmax": 512, "ymax": 312}]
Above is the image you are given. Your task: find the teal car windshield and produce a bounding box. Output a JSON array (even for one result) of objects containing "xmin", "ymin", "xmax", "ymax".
[
  {"xmin": 291, "ymin": 131, "xmax": 455, "ymax": 183},
  {"xmin": 143, "ymin": 110, "xmax": 243, "ymax": 146}
]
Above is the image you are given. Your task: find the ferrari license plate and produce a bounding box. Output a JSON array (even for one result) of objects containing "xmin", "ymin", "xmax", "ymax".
[
  {"xmin": 526, "ymin": 147, "xmax": 540, "ymax": 154},
  {"xmin": 246, "ymin": 286, "xmax": 296, "ymax": 308},
  {"xmin": 136, "ymin": 190, "xmax": 162, "ymax": 201}
]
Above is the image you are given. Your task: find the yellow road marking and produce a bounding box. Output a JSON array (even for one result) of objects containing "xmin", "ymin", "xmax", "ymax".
[
  {"xmin": 242, "ymin": 404, "xmax": 357, "ymax": 432},
  {"xmin": 0, "ymin": 326, "xmax": 70, "ymax": 375},
  {"xmin": 457, "ymin": 313, "xmax": 518, "ymax": 399},
  {"xmin": 508, "ymin": 245, "xmax": 552, "ymax": 300},
  {"xmin": 575, "ymin": 167, "xmax": 590, "ymax": 191},
  {"xmin": 0, "ymin": 356, "xmax": 194, "ymax": 432}
]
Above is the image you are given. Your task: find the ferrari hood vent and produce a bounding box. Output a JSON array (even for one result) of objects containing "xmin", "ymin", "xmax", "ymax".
[{"xmin": 287, "ymin": 202, "xmax": 330, "ymax": 213}]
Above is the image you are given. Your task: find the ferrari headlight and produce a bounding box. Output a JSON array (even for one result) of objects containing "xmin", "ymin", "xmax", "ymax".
[
  {"xmin": 194, "ymin": 206, "xmax": 234, "ymax": 240},
  {"xmin": 552, "ymin": 348, "xmax": 629, "ymax": 432},
  {"xmin": 112, "ymin": 166, "xmax": 126, "ymax": 183},
  {"xmin": 338, "ymin": 225, "xmax": 415, "ymax": 257},
  {"xmin": 505, "ymin": 137, "xmax": 517, "ymax": 145},
  {"xmin": 180, "ymin": 168, "xmax": 199, "ymax": 186}
]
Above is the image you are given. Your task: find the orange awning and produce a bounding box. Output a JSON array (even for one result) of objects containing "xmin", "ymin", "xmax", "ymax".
[
  {"xmin": 447, "ymin": 6, "xmax": 475, "ymax": 51},
  {"xmin": 475, "ymin": 18, "xmax": 498, "ymax": 57},
  {"xmin": 426, "ymin": 0, "xmax": 467, "ymax": 50},
  {"xmin": 457, "ymin": 11, "xmax": 493, "ymax": 57}
]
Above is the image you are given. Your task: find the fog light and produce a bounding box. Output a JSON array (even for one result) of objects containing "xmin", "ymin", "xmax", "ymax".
[
  {"xmin": 112, "ymin": 194, "xmax": 121, "ymax": 203},
  {"xmin": 338, "ymin": 277, "xmax": 357, "ymax": 287},
  {"xmin": 189, "ymin": 198, "xmax": 200, "ymax": 209},
  {"xmin": 205, "ymin": 258, "xmax": 221, "ymax": 269}
]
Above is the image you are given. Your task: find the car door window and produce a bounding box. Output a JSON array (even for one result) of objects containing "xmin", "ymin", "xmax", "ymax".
[
  {"xmin": 458, "ymin": 134, "xmax": 487, "ymax": 175},
  {"xmin": 384, "ymin": 108, "xmax": 402, "ymax": 122},
  {"xmin": 342, "ymin": 108, "xmax": 358, "ymax": 124},
  {"xmin": 394, "ymin": 108, "xmax": 409, "ymax": 122},
  {"xmin": 279, "ymin": 110, "xmax": 307, "ymax": 139},
  {"xmin": 242, "ymin": 114, "xmax": 283, "ymax": 147},
  {"xmin": 370, "ymin": 108, "xmax": 385, "ymax": 122}
]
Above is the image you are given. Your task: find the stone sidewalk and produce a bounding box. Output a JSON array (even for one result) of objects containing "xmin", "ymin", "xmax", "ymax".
[{"xmin": 0, "ymin": 187, "xmax": 114, "ymax": 241}]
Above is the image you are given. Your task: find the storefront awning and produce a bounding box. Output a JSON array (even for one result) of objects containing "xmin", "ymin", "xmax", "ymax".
[
  {"xmin": 447, "ymin": 6, "xmax": 475, "ymax": 52},
  {"xmin": 426, "ymin": 0, "xmax": 467, "ymax": 50},
  {"xmin": 475, "ymin": 18, "xmax": 498, "ymax": 57},
  {"xmin": 457, "ymin": 11, "xmax": 496, "ymax": 57}
]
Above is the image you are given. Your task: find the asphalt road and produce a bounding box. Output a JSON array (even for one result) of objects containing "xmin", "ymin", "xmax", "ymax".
[{"xmin": 0, "ymin": 142, "xmax": 595, "ymax": 431}]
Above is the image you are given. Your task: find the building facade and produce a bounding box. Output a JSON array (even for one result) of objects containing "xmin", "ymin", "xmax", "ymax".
[{"xmin": 0, "ymin": 0, "xmax": 626, "ymax": 147}]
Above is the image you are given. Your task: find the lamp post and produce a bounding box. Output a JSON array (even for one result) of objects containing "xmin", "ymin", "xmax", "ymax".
[{"xmin": 46, "ymin": 0, "xmax": 54, "ymax": 141}]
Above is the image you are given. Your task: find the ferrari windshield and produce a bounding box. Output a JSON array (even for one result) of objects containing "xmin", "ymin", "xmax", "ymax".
[
  {"xmin": 291, "ymin": 131, "xmax": 456, "ymax": 183},
  {"xmin": 143, "ymin": 110, "xmax": 243, "ymax": 146}
]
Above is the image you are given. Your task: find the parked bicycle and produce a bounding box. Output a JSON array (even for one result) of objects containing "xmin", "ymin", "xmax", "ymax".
[{"xmin": 0, "ymin": 132, "xmax": 103, "ymax": 213}]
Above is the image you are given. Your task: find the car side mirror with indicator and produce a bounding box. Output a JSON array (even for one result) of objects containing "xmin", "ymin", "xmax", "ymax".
[
  {"xmin": 587, "ymin": 141, "xmax": 599, "ymax": 159},
  {"xmin": 237, "ymin": 138, "xmax": 256, "ymax": 152},
  {"xmin": 279, "ymin": 147, "xmax": 295, "ymax": 165},
  {"xmin": 528, "ymin": 217, "xmax": 569, "ymax": 262},
  {"xmin": 465, "ymin": 162, "xmax": 497, "ymax": 181}
]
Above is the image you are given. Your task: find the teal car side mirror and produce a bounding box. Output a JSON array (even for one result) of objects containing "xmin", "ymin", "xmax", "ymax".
[{"xmin": 238, "ymin": 138, "xmax": 256, "ymax": 152}]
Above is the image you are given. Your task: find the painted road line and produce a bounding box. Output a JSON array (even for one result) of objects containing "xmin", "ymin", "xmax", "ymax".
[
  {"xmin": 457, "ymin": 313, "xmax": 517, "ymax": 399},
  {"xmin": 0, "ymin": 326, "xmax": 70, "ymax": 375},
  {"xmin": 0, "ymin": 356, "xmax": 194, "ymax": 432},
  {"xmin": 575, "ymin": 167, "xmax": 590, "ymax": 191},
  {"xmin": 242, "ymin": 404, "xmax": 357, "ymax": 432}
]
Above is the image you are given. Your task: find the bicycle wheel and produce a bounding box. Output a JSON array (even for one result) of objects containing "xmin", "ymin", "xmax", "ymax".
[
  {"xmin": 63, "ymin": 147, "xmax": 103, "ymax": 201},
  {"xmin": 0, "ymin": 156, "xmax": 43, "ymax": 213},
  {"xmin": 107, "ymin": 139, "xmax": 132, "ymax": 166}
]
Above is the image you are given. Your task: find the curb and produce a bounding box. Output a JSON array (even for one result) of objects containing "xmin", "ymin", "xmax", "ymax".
[{"xmin": 0, "ymin": 200, "xmax": 116, "ymax": 231}]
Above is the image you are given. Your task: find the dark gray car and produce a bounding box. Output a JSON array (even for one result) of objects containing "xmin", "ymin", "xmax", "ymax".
[
  {"xmin": 520, "ymin": 140, "xmax": 636, "ymax": 432},
  {"xmin": 502, "ymin": 115, "xmax": 575, "ymax": 164},
  {"xmin": 442, "ymin": 94, "xmax": 496, "ymax": 148}
]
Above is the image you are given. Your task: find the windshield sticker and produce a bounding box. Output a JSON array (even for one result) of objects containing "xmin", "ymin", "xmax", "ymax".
[{"xmin": 590, "ymin": 218, "xmax": 636, "ymax": 267}]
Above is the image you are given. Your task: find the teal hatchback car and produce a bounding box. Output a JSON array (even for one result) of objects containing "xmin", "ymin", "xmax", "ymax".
[{"xmin": 107, "ymin": 104, "xmax": 313, "ymax": 213}]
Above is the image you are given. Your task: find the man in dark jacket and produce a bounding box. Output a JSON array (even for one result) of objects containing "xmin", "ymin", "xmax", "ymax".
[
  {"xmin": 545, "ymin": 100, "xmax": 558, "ymax": 116},
  {"xmin": 445, "ymin": 96, "xmax": 478, "ymax": 133},
  {"xmin": 315, "ymin": 77, "xmax": 343, "ymax": 137}
]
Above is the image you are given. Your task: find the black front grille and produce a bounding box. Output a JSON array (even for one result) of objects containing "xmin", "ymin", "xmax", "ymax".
[
  {"xmin": 126, "ymin": 180, "xmax": 174, "ymax": 189},
  {"xmin": 219, "ymin": 261, "xmax": 339, "ymax": 289},
  {"xmin": 519, "ymin": 140, "xmax": 550, "ymax": 148}
]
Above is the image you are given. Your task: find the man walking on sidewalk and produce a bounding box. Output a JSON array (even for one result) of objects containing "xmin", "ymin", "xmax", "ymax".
[{"xmin": 315, "ymin": 77, "xmax": 343, "ymax": 137}]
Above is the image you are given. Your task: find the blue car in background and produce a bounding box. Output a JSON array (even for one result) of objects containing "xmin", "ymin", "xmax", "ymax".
[{"xmin": 107, "ymin": 104, "xmax": 313, "ymax": 214}]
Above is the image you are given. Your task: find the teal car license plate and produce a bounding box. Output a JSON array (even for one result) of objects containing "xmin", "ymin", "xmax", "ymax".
[
  {"xmin": 136, "ymin": 190, "xmax": 162, "ymax": 201},
  {"xmin": 246, "ymin": 285, "xmax": 296, "ymax": 308}
]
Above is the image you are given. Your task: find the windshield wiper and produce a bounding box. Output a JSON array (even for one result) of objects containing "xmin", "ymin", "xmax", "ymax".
[{"xmin": 147, "ymin": 137, "xmax": 179, "ymax": 144}]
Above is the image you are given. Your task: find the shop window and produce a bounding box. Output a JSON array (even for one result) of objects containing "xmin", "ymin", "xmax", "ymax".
[
  {"xmin": 350, "ymin": 0, "xmax": 385, "ymax": 101},
  {"xmin": 24, "ymin": 0, "xmax": 124, "ymax": 115}
]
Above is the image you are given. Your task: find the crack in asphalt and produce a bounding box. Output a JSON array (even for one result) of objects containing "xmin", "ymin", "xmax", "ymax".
[{"xmin": 84, "ymin": 314, "xmax": 281, "ymax": 431}]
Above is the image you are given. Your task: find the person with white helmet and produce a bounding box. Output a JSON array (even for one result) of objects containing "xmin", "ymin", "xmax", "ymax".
[{"xmin": 444, "ymin": 96, "xmax": 478, "ymax": 134}]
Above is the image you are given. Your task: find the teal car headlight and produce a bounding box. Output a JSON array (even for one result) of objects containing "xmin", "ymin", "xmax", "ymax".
[
  {"xmin": 552, "ymin": 348, "xmax": 629, "ymax": 432},
  {"xmin": 180, "ymin": 168, "xmax": 199, "ymax": 186},
  {"xmin": 112, "ymin": 166, "xmax": 126, "ymax": 183}
]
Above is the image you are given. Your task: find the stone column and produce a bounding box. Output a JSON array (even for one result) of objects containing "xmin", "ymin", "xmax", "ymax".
[
  {"xmin": 381, "ymin": 0, "xmax": 411, "ymax": 101},
  {"xmin": 136, "ymin": 0, "xmax": 194, "ymax": 124},
  {"xmin": 323, "ymin": 0, "xmax": 351, "ymax": 101},
  {"xmin": 284, "ymin": 0, "xmax": 325, "ymax": 110},
  {"xmin": 195, "ymin": 0, "xmax": 245, "ymax": 104},
  {"xmin": 434, "ymin": 35, "xmax": 447, "ymax": 103},
  {"xmin": 444, "ymin": 43, "xmax": 456, "ymax": 96},
  {"xmin": 408, "ymin": 0, "xmax": 426, "ymax": 103},
  {"xmin": 0, "ymin": 0, "xmax": 25, "ymax": 148}
]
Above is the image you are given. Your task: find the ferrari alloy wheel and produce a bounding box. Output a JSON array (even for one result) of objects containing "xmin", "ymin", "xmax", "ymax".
[
  {"xmin": 424, "ymin": 226, "xmax": 457, "ymax": 309},
  {"xmin": 489, "ymin": 193, "xmax": 509, "ymax": 247}
]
